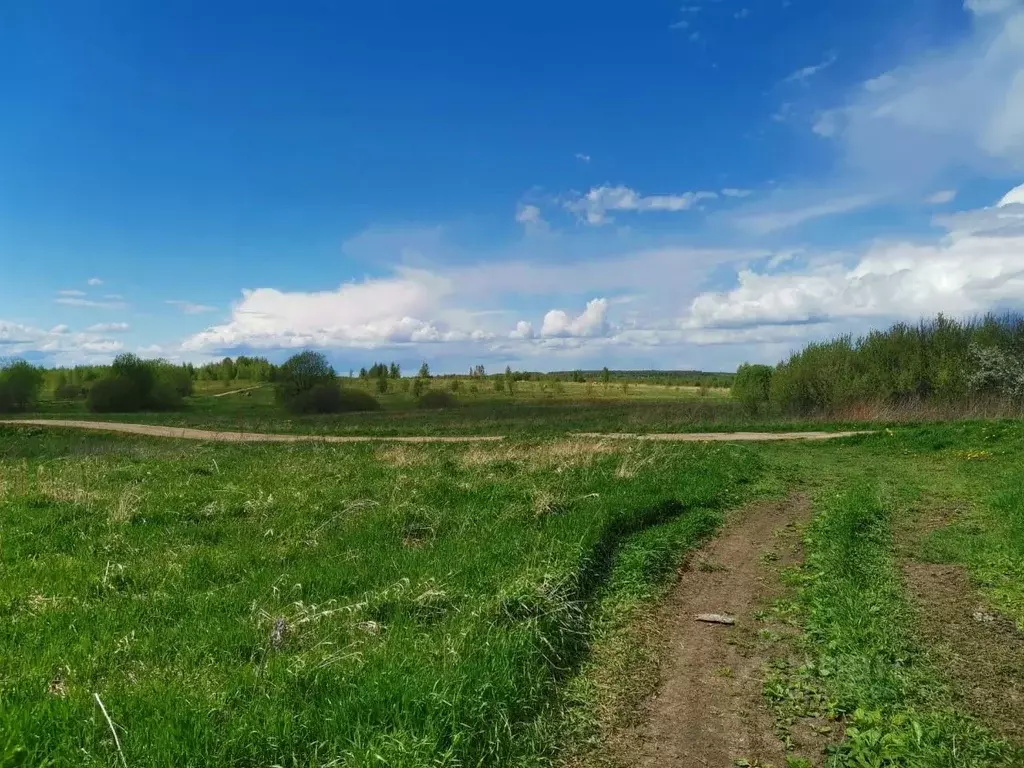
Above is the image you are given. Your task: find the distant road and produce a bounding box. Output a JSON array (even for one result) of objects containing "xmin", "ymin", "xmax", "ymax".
[{"xmin": 2, "ymin": 419, "xmax": 868, "ymax": 444}]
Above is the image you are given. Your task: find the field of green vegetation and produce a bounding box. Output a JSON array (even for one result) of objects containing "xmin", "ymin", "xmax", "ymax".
[{"xmin": 3, "ymin": 419, "xmax": 1024, "ymax": 766}]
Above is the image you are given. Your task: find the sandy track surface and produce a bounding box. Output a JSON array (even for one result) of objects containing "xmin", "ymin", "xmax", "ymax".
[
  {"xmin": 1, "ymin": 420, "xmax": 868, "ymax": 444},
  {"xmin": 574, "ymin": 430, "xmax": 868, "ymax": 441},
  {"xmin": 0, "ymin": 419, "xmax": 504, "ymax": 443}
]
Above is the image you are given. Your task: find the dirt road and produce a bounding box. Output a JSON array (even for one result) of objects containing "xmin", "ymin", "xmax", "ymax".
[
  {"xmin": 1, "ymin": 419, "xmax": 868, "ymax": 444},
  {"xmin": 617, "ymin": 494, "xmax": 828, "ymax": 766}
]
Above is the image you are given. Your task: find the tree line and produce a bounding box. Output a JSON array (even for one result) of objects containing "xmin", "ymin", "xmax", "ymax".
[{"xmin": 732, "ymin": 313, "xmax": 1024, "ymax": 414}]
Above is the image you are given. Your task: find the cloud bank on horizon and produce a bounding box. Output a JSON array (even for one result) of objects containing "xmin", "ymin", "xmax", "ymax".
[{"xmin": 6, "ymin": 0, "xmax": 1024, "ymax": 372}]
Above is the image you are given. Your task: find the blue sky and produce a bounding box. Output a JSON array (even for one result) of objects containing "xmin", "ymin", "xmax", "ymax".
[{"xmin": 4, "ymin": 0, "xmax": 1024, "ymax": 372}]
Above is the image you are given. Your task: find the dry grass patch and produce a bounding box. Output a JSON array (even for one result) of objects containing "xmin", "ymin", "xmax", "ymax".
[
  {"xmin": 375, "ymin": 444, "xmax": 433, "ymax": 468},
  {"xmin": 461, "ymin": 439, "xmax": 619, "ymax": 472}
]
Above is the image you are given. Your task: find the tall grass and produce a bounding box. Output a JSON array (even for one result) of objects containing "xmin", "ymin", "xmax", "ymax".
[{"xmin": 0, "ymin": 428, "xmax": 760, "ymax": 766}]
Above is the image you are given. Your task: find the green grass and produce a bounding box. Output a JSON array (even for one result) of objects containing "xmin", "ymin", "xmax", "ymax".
[
  {"xmin": 783, "ymin": 479, "xmax": 1021, "ymax": 766},
  {"xmin": 0, "ymin": 426, "xmax": 761, "ymax": 766},
  {"xmin": 21, "ymin": 383, "xmax": 861, "ymax": 437}
]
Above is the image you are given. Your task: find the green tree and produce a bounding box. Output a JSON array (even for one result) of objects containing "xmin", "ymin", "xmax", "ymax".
[
  {"xmin": 418, "ymin": 362, "xmax": 431, "ymax": 379},
  {"xmin": 600, "ymin": 367, "xmax": 611, "ymax": 387},
  {"xmin": 732, "ymin": 363, "xmax": 773, "ymax": 414}
]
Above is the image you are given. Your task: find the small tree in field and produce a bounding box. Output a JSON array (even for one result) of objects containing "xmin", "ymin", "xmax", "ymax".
[
  {"xmin": 732, "ymin": 363, "xmax": 773, "ymax": 414},
  {"xmin": 0, "ymin": 360, "xmax": 44, "ymax": 413},
  {"xmin": 418, "ymin": 362, "xmax": 431, "ymax": 379},
  {"xmin": 600, "ymin": 367, "xmax": 611, "ymax": 388},
  {"xmin": 276, "ymin": 351, "xmax": 342, "ymax": 414}
]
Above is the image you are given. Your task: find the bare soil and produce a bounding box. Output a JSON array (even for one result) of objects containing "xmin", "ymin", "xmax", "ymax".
[
  {"xmin": 613, "ymin": 494, "xmax": 828, "ymax": 767},
  {"xmin": 2, "ymin": 419, "xmax": 866, "ymax": 444},
  {"xmin": 903, "ymin": 561, "xmax": 1024, "ymax": 745}
]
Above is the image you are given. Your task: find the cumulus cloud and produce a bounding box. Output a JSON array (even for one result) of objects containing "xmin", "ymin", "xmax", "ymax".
[
  {"xmin": 721, "ymin": 188, "xmax": 753, "ymax": 198},
  {"xmin": 540, "ymin": 298, "xmax": 610, "ymax": 338},
  {"xmin": 166, "ymin": 300, "xmax": 217, "ymax": 315},
  {"xmin": 58, "ymin": 289, "xmax": 86, "ymax": 297},
  {"xmin": 575, "ymin": 152, "xmax": 592, "ymax": 163},
  {"xmin": 687, "ymin": 185, "xmax": 1024, "ymax": 330},
  {"xmin": 566, "ymin": 185, "xmax": 717, "ymax": 225},
  {"xmin": 515, "ymin": 204, "xmax": 549, "ymax": 234},
  {"xmin": 87, "ymin": 277, "xmax": 103, "ymax": 286},
  {"xmin": 0, "ymin": 320, "xmax": 125, "ymax": 362},
  {"xmin": 510, "ymin": 320, "xmax": 535, "ymax": 339},
  {"xmin": 181, "ymin": 270, "xmax": 486, "ymax": 352}
]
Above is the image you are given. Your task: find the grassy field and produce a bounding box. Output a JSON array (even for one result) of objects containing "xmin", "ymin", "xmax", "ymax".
[
  {"xmin": 3, "ymin": 418, "xmax": 1024, "ymax": 766},
  {"xmin": 0, "ymin": 425, "xmax": 761, "ymax": 766},
  {"xmin": 20, "ymin": 380, "xmax": 862, "ymax": 437}
]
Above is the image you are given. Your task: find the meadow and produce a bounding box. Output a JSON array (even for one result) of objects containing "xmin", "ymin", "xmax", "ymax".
[{"xmin": 3, "ymin": 416, "xmax": 1024, "ymax": 766}]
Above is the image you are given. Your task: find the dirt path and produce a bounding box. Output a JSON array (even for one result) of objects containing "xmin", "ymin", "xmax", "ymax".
[
  {"xmin": 575, "ymin": 430, "xmax": 868, "ymax": 442},
  {"xmin": 903, "ymin": 561, "xmax": 1024, "ymax": 744},
  {"xmin": 617, "ymin": 494, "xmax": 820, "ymax": 767},
  {"xmin": 1, "ymin": 419, "xmax": 868, "ymax": 444},
  {"xmin": 0, "ymin": 419, "xmax": 504, "ymax": 443},
  {"xmin": 209, "ymin": 385, "xmax": 265, "ymax": 398}
]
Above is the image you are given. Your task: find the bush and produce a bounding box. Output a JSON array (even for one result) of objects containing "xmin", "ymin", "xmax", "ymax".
[
  {"xmin": 0, "ymin": 360, "xmax": 44, "ymax": 413},
  {"xmin": 731, "ymin": 363, "xmax": 773, "ymax": 414},
  {"xmin": 154, "ymin": 362, "xmax": 194, "ymax": 398},
  {"xmin": 276, "ymin": 351, "xmax": 338, "ymax": 411},
  {"xmin": 87, "ymin": 377, "xmax": 144, "ymax": 413},
  {"xmin": 148, "ymin": 380, "xmax": 184, "ymax": 411},
  {"xmin": 54, "ymin": 384, "xmax": 85, "ymax": 401},
  {"xmin": 417, "ymin": 390, "xmax": 457, "ymax": 409},
  {"xmin": 411, "ymin": 378, "xmax": 426, "ymax": 398},
  {"xmin": 284, "ymin": 384, "xmax": 381, "ymax": 415}
]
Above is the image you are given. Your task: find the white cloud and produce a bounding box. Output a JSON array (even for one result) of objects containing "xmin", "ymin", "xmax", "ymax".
[
  {"xmin": 966, "ymin": 0, "xmax": 1021, "ymax": 15},
  {"xmin": 863, "ymin": 72, "xmax": 898, "ymax": 93},
  {"xmin": 721, "ymin": 188, "xmax": 753, "ymax": 198},
  {"xmin": 814, "ymin": 5, "xmax": 1024, "ymax": 181},
  {"xmin": 925, "ymin": 189, "xmax": 958, "ymax": 204},
  {"xmin": 0, "ymin": 320, "xmax": 125, "ymax": 363},
  {"xmin": 735, "ymin": 194, "xmax": 877, "ymax": 233},
  {"xmin": 515, "ymin": 204, "xmax": 549, "ymax": 234},
  {"xmin": 575, "ymin": 152, "xmax": 592, "ymax": 163},
  {"xmin": 182, "ymin": 270, "xmax": 481, "ymax": 352},
  {"xmin": 670, "ymin": 19, "xmax": 689, "ymax": 29},
  {"xmin": 510, "ymin": 320, "xmax": 535, "ymax": 339},
  {"xmin": 566, "ymin": 185, "xmax": 717, "ymax": 225},
  {"xmin": 734, "ymin": 8, "xmax": 750, "ymax": 19},
  {"xmin": 782, "ymin": 54, "xmax": 836, "ymax": 85},
  {"xmin": 688, "ymin": 186, "xmax": 1024, "ymax": 330},
  {"xmin": 166, "ymin": 300, "xmax": 217, "ymax": 315},
  {"xmin": 54, "ymin": 296, "xmax": 127, "ymax": 309},
  {"xmin": 87, "ymin": 277, "xmax": 103, "ymax": 286},
  {"xmin": 86, "ymin": 322, "xmax": 130, "ymax": 333},
  {"xmin": 540, "ymin": 298, "xmax": 610, "ymax": 338},
  {"xmin": 104, "ymin": 294, "xmax": 124, "ymax": 300},
  {"xmin": 58, "ymin": 289, "xmax": 86, "ymax": 297}
]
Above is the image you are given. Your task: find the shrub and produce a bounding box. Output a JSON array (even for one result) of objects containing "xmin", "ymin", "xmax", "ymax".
[
  {"xmin": 154, "ymin": 363, "xmax": 194, "ymax": 398},
  {"xmin": 417, "ymin": 390, "xmax": 457, "ymax": 409},
  {"xmin": 54, "ymin": 384, "xmax": 85, "ymax": 401},
  {"xmin": 276, "ymin": 351, "xmax": 338, "ymax": 412},
  {"xmin": 732, "ymin": 363, "xmax": 773, "ymax": 414},
  {"xmin": 376, "ymin": 376, "xmax": 389, "ymax": 394},
  {"xmin": 87, "ymin": 377, "xmax": 144, "ymax": 413},
  {"xmin": 0, "ymin": 360, "xmax": 44, "ymax": 413},
  {"xmin": 284, "ymin": 384, "xmax": 380, "ymax": 415},
  {"xmin": 411, "ymin": 378, "xmax": 426, "ymax": 398}
]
